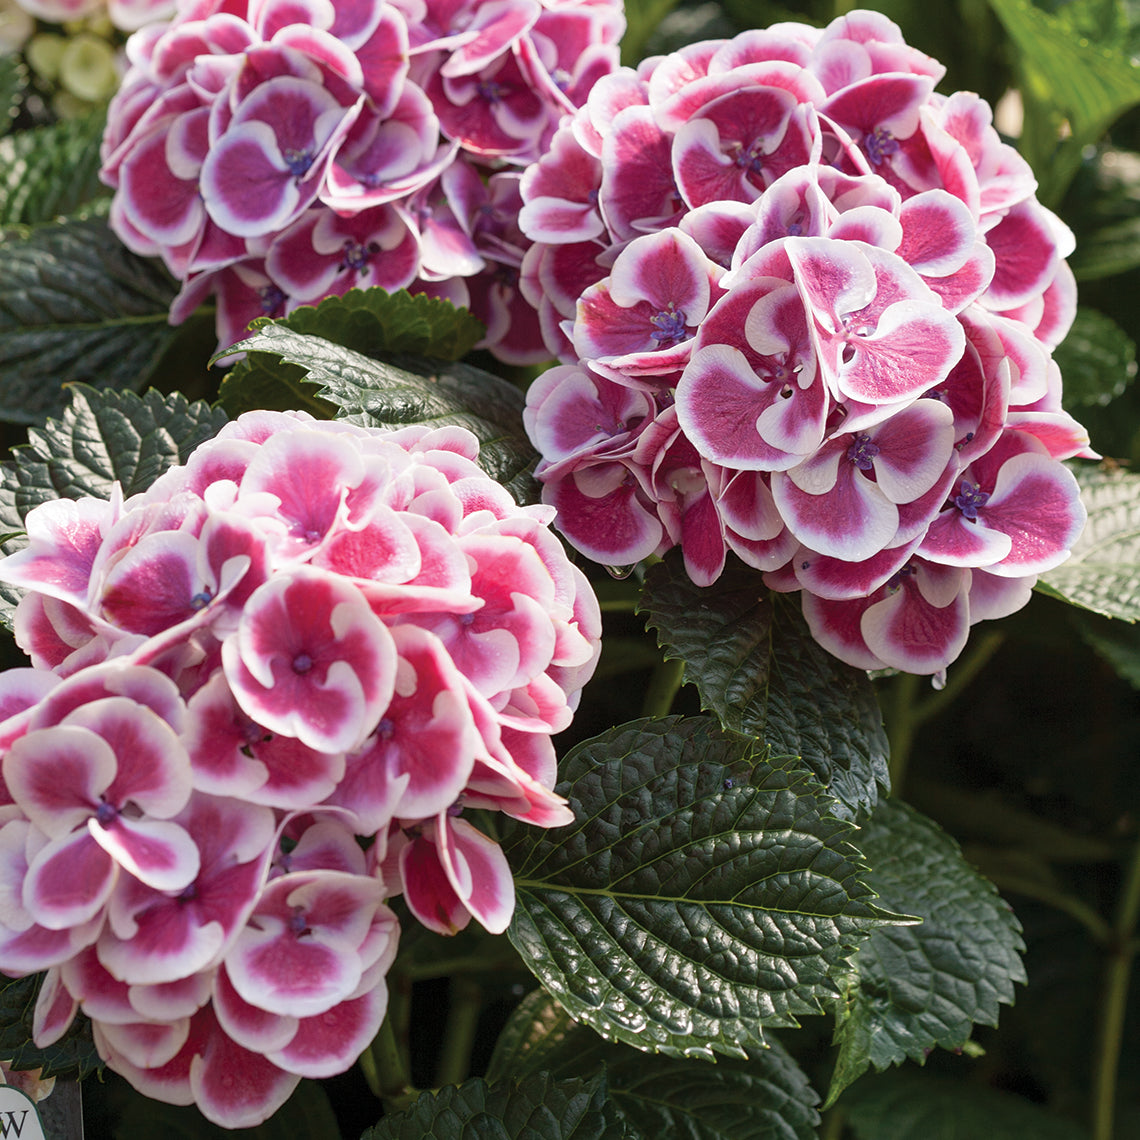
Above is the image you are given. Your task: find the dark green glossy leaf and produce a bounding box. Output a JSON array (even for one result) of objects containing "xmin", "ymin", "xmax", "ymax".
[
  {"xmin": 214, "ymin": 352, "xmax": 334, "ymax": 419},
  {"xmin": 0, "ymin": 385, "xmax": 228, "ymax": 629},
  {"xmin": 216, "ymin": 288, "xmax": 484, "ymax": 417},
  {"xmin": 1054, "ymin": 308, "xmax": 1137, "ymax": 408},
  {"xmin": 503, "ymin": 716, "xmax": 896, "ymax": 1061},
  {"xmin": 826, "ymin": 799, "xmax": 1025, "ymax": 1106},
  {"xmin": 0, "ymin": 110, "xmax": 109, "ymax": 226},
  {"xmin": 362, "ymin": 1071, "xmax": 631, "ymax": 1140},
  {"xmin": 252, "ymin": 288, "xmax": 484, "ymax": 362},
  {"xmin": 842, "ymin": 1069, "xmax": 1089, "ymax": 1139},
  {"xmin": 221, "ymin": 324, "xmax": 538, "ymax": 503},
  {"xmin": 0, "ymin": 973, "xmax": 99, "ymax": 1080},
  {"xmin": 640, "ymin": 552, "xmax": 889, "ymax": 818},
  {"xmin": 488, "ymin": 989, "xmax": 820, "ymax": 1140},
  {"xmin": 0, "ymin": 217, "xmax": 180, "ymax": 423},
  {"xmin": 1036, "ymin": 466, "xmax": 1140, "ymax": 620},
  {"xmin": 112, "ymin": 1077, "xmax": 341, "ymax": 1139}
]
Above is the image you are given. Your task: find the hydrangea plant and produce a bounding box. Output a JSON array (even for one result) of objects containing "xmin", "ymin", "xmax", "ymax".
[{"xmin": 0, "ymin": 1, "xmax": 1139, "ymax": 1139}]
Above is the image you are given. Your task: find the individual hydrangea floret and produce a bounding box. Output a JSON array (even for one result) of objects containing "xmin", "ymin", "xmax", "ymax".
[
  {"xmin": 0, "ymin": 412, "xmax": 601, "ymax": 1127},
  {"xmin": 99, "ymin": 0, "xmax": 624, "ymax": 362},
  {"xmin": 519, "ymin": 8, "xmax": 1092, "ymax": 677}
]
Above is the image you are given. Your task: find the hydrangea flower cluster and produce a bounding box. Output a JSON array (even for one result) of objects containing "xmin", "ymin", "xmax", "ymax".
[
  {"xmin": 0, "ymin": 412, "xmax": 600, "ymax": 1127},
  {"xmin": 99, "ymin": 0, "xmax": 624, "ymax": 361},
  {"xmin": 520, "ymin": 9, "xmax": 1092, "ymax": 675}
]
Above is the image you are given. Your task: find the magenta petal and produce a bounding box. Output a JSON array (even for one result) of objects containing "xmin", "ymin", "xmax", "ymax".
[
  {"xmin": 773, "ymin": 464, "xmax": 898, "ymax": 561},
  {"xmin": 91, "ymin": 816, "xmax": 200, "ymax": 894},
  {"xmin": 860, "ymin": 563, "xmax": 971, "ymax": 674},
  {"xmin": 25, "ymin": 830, "xmax": 116, "ymax": 931},
  {"xmin": 222, "ymin": 568, "xmax": 397, "ymax": 754},
  {"xmin": 267, "ymin": 974, "xmax": 388, "ymax": 1078},
  {"xmin": 437, "ymin": 816, "xmax": 514, "ymax": 934}
]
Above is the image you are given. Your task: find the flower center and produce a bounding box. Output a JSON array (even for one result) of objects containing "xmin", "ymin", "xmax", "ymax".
[
  {"xmin": 846, "ymin": 434, "xmax": 881, "ymax": 471},
  {"xmin": 258, "ymin": 284, "xmax": 286, "ymax": 316},
  {"xmin": 94, "ymin": 800, "xmax": 118, "ymax": 828},
  {"xmin": 734, "ymin": 139, "xmax": 766, "ymax": 175},
  {"xmin": 477, "ymin": 80, "xmax": 507, "ymax": 104},
  {"xmin": 292, "ymin": 653, "xmax": 314, "ymax": 674},
  {"xmin": 340, "ymin": 239, "xmax": 378, "ymax": 274},
  {"xmin": 649, "ymin": 306, "xmax": 688, "ymax": 346},
  {"xmin": 864, "ymin": 126, "xmax": 900, "ymax": 167},
  {"xmin": 953, "ymin": 480, "xmax": 990, "ymax": 521},
  {"xmin": 282, "ymin": 146, "xmax": 315, "ymax": 177}
]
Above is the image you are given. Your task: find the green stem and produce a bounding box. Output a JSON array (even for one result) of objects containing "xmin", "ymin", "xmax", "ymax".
[
  {"xmin": 598, "ymin": 598, "xmax": 639, "ymax": 613},
  {"xmin": 886, "ymin": 670, "xmax": 920, "ymax": 794},
  {"xmin": 885, "ymin": 632, "xmax": 1005, "ymax": 796},
  {"xmin": 911, "ymin": 632, "xmax": 1006, "ymax": 726},
  {"xmin": 435, "ymin": 978, "xmax": 483, "ymax": 1089},
  {"xmin": 641, "ymin": 655, "xmax": 685, "ymax": 718},
  {"xmin": 820, "ymin": 1107, "xmax": 847, "ymax": 1140},
  {"xmin": 985, "ymin": 871, "xmax": 1113, "ymax": 946},
  {"xmin": 1092, "ymin": 833, "xmax": 1140, "ymax": 1140},
  {"xmin": 366, "ymin": 1011, "xmax": 418, "ymax": 1114}
]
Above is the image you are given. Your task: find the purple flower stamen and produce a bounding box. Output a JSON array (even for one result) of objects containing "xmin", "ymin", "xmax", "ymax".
[
  {"xmin": 340, "ymin": 239, "xmax": 378, "ymax": 273},
  {"xmin": 734, "ymin": 140, "xmax": 766, "ymax": 175},
  {"xmin": 281, "ymin": 147, "xmax": 315, "ymax": 177},
  {"xmin": 846, "ymin": 434, "xmax": 881, "ymax": 471},
  {"xmin": 650, "ymin": 306, "xmax": 688, "ymax": 346},
  {"xmin": 258, "ymin": 284, "xmax": 286, "ymax": 316},
  {"xmin": 864, "ymin": 126, "xmax": 899, "ymax": 166},
  {"xmin": 953, "ymin": 480, "xmax": 990, "ymax": 520}
]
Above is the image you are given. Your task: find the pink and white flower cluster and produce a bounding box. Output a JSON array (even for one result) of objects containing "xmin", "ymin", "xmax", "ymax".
[
  {"xmin": 99, "ymin": 0, "xmax": 624, "ymax": 361},
  {"xmin": 520, "ymin": 9, "xmax": 1092, "ymax": 675},
  {"xmin": 0, "ymin": 412, "xmax": 600, "ymax": 1126}
]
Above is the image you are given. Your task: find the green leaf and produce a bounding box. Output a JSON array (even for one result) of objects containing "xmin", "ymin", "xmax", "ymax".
[
  {"xmin": 842, "ymin": 1069, "xmax": 1089, "ymax": 1140},
  {"xmin": 1054, "ymin": 307, "xmax": 1137, "ymax": 408},
  {"xmin": 1070, "ymin": 215, "xmax": 1140, "ymax": 281},
  {"xmin": 639, "ymin": 551, "xmax": 890, "ymax": 819},
  {"xmin": 0, "ymin": 57, "xmax": 27, "ymax": 136},
  {"xmin": 488, "ymin": 989, "xmax": 821, "ymax": 1140},
  {"xmin": 216, "ymin": 288, "xmax": 484, "ymax": 417},
  {"xmin": 985, "ymin": 0, "xmax": 1140, "ymax": 200},
  {"xmin": 621, "ymin": 0, "xmax": 684, "ymax": 65},
  {"xmin": 221, "ymin": 323, "xmax": 539, "ymax": 503},
  {"xmin": 826, "ymin": 799, "xmax": 1025, "ymax": 1106},
  {"xmin": 112, "ymin": 1077, "xmax": 341, "ymax": 1139},
  {"xmin": 503, "ymin": 716, "xmax": 896, "ymax": 1062},
  {"xmin": 252, "ymin": 288, "xmax": 485, "ymax": 362},
  {"xmin": 214, "ymin": 352, "xmax": 334, "ymax": 419},
  {"xmin": 0, "ymin": 385, "xmax": 228, "ymax": 629},
  {"xmin": 2, "ymin": 384, "xmax": 228, "ymax": 514},
  {"xmin": 362, "ymin": 1071, "xmax": 632, "ymax": 1140},
  {"xmin": 0, "ymin": 973, "xmax": 99, "ymax": 1081},
  {"xmin": 0, "ymin": 110, "xmax": 110, "ymax": 226},
  {"xmin": 1036, "ymin": 465, "xmax": 1140, "ymax": 621},
  {"xmin": 0, "ymin": 217, "xmax": 181, "ymax": 423}
]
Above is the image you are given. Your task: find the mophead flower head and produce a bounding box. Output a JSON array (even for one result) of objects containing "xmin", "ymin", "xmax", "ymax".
[
  {"xmin": 520, "ymin": 8, "xmax": 1092, "ymax": 676},
  {"xmin": 0, "ymin": 412, "xmax": 601, "ymax": 1127},
  {"xmin": 100, "ymin": 0, "xmax": 625, "ymax": 361}
]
